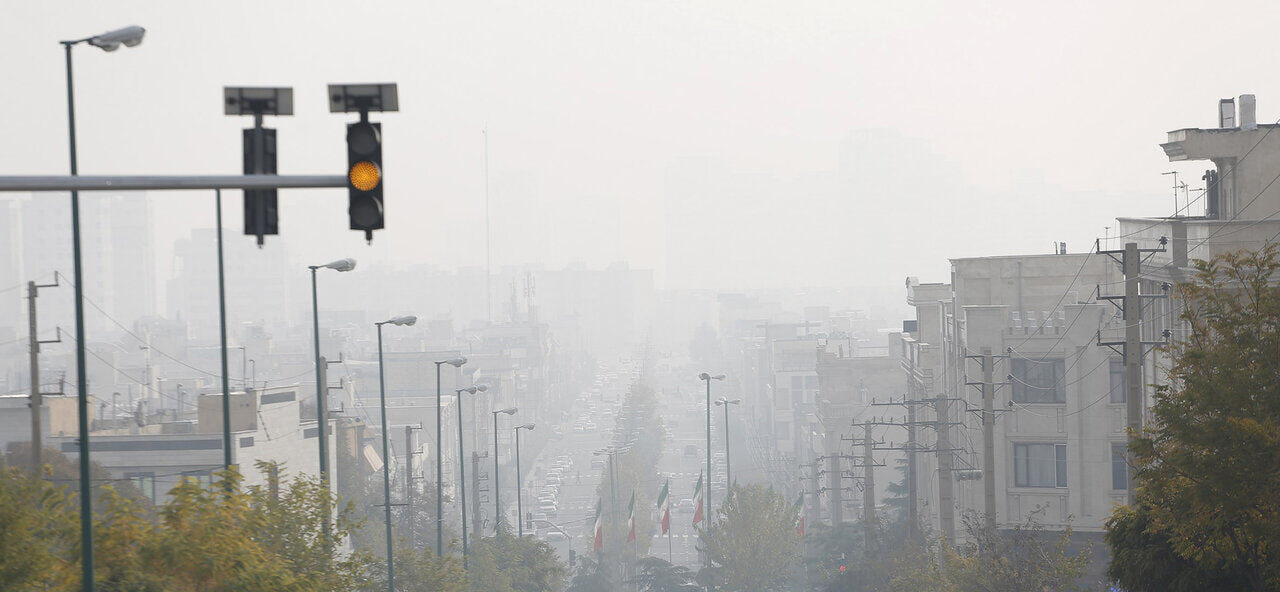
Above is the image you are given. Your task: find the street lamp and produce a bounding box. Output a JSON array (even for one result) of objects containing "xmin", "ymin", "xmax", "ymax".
[
  {"xmin": 698, "ymin": 373, "xmax": 724, "ymax": 527},
  {"xmin": 514, "ymin": 423, "xmax": 535, "ymax": 538},
  {"xmin": 434, "ymin": 356, "xmax": 466, "ymax": 557},
  {"xmin": 715, "ymin": 397, "xmax": 742, "ymax": 495},
  {"xmin": 375, "ymin": 314, "xmax": 416, "ymax": 592},
  {"xmin": 309, "ymin": 257, "xmax": 356, "ymax": 542},
  {"xmin": 237, "ymin": 346, "xmax": 248, "ymax": 391},
  {"xmin": 492, "ymin": 407, "xmax": 518, "ymax": 533},
  {"xmin": 61, "ymin": 25, "xmax": 145, "ymax": 592},
  {"xmin": 456, "ymin": 383, "xmax": 488, "ymax": 568}
]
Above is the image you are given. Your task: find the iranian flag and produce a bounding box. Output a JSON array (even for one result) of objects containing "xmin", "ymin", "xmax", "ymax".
[
  {"xmin": 592, "ymin": 500, "xmax": 604, "ymax": 552},
  {"xmin": 657, "ymin": 479, "xmax": 671, "ymax": 534},
  {"xmin": 794, "ymin": 492, "xmax": 805, "ymax": 537},
  {"xmin": 692, "ymin": 471, "xmax": 704, "ymax": 526},
  {"xmin": 626, "ymin": 492, "xmax": 637, "ymax": 542}
]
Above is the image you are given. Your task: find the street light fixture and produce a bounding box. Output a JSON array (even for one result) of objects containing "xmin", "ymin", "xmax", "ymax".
[
  {"xmin": 715, "ymin": 397, "xmax": 742, "ymax": 494},
  {"xmin": 308, "ymin": 257, "xmax": 356, "ymax": 543},
  {"xmin": 491, "ymin": 407, "xmax": 518, "ymax": 533},
  {"xmin": 699, "ymin": 373, "xmax": 725, "ymax": 538},
  {"xmin": 375, "ymin": 314, "xmax": 416, "ymax": 592},
  {"xmin": 514, "ymin": 423, "xmax": 535, "ymax": 538},
  {"xmin": 60, "ymin": 25, "xmax": 145, "ymax": 592},
  {"xmin": 433, "ymin": 356, "xmax": 466, "ymax": 556},
  {"xmin": 456, "ymin": 383, "xmax": 487, "ymax": 568}
]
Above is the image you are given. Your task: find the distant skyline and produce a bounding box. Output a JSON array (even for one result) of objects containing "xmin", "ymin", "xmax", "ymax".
[{"xmin": 2, "ymin": 1, "xmax": 1276, "ymax": 292}]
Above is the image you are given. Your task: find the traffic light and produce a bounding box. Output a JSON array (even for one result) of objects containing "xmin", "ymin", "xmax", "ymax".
[
  {"xmin": 329, "ymin": 83, "xmax": 398, "ymax": 243},
  {"xmin": 346, "ymin": 120, "xmax": 383, "ymax": 241},
  {"xmin": 224, "ymin": 87, "xmax": 292, "ymax": 246},
  {"xmin": 244, "ymin": 127, "xmax": 278, "ymax": 245}
]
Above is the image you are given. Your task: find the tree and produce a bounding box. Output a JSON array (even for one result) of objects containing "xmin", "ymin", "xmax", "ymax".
[
  {"xmin": 566, "ymin": 555, "xmax": 614, "ymax": 592},
  {"xmin": 942, "ymin": 510, "xmax": 1090, "ymax": 592},
  {"xmin": 628, "ymin": 557, "xmax": 698, "ymax": 592},
  {"xmin": 700, "ymin": 484, "xmax": 798, "ymax": 591},
  {"xmin": 0, "ymin": 464, "xmax": 77, "ymax": 591},
  {"xmin": 465, "ymin": 526, "xmax": 567, "ymax": 592},
  {"xmin": 1106, "ymin": 246, "xmax": 1280, "ymax": 590},
  {"xmin": 360, "ymin": 544, "xmax": 466, "ymax": 592}
]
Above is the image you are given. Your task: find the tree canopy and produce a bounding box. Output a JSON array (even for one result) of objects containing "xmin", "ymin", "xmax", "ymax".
[{"xmin": 1107, "ymin": 245, "xmax": 1280, "ymax": 590}]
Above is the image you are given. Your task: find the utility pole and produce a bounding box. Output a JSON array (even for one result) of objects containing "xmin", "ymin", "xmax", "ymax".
[
  {"xmin": 962, "ymin": 348, "xmax": 1008, "ymax": 531},
  {"xmin": 1097, "ymin": 238, "xmax": 1168, "ymax": 504},
  {"xmin": 980, "ymin": 348, "xmax": 996, "ymax": 530},
  {"xmin": 26, "ymin": 275, "xmax": 61, "ymax": 474},
  {"xmin": 406, "ymin": 425, "xmax": 416, "ymax": 545},
  {"xmin": 862, "ymin": 421, "xmax": 877, "ymax": 547}
]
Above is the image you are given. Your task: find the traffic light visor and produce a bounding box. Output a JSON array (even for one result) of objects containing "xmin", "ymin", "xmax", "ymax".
[
  {"xmin": 347, "ymin": 122, "xmax": 380, "ymax": 156},
  {"xmin": 349, "ymin": 161, "xmax": 381, "ymax": 191}
]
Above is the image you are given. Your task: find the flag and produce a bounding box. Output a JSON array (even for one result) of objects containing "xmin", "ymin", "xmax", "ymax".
[
  {"xmin": 693, "ymin": 470, "xmax": 704, "ymax": 526},
  {"xmin": 626, "ymin": 492, "xmax": 636, "ymax": 543},
  {"xmin": 657, "ymin": 479, "xmax": 671, "ymax": 534},
  {"xmin": 593, "ymin": 499, "xmax": 604, "ymax": 552},
  {"xmin": 794, "ymin": 492, "xmax": 805, "ymax": 537}
]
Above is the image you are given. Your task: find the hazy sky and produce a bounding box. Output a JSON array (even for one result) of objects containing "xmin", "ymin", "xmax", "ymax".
[{"xmin": 4, "ymin": 1, "xmax": 1279, "ymax": 292}]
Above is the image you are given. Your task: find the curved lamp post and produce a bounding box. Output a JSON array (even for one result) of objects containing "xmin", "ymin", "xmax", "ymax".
[
  {"xmin": 375, "ymin": 315, "xmax": 416, "ymax": 592},
  {"xmin": 715, "ymin": 397, "xmax": 742, "ymax": 494},
  {"xmin": 514, "ymin": 423, "xmax": 535, "ymax": 537},
  {"xmin": 61, "ymin": 25, "xmax": 145, "ymax": 592},
  {"xmin": 433, "ymin": 356, "xmax": 465, "ymax": 556},
  {"xmin": 492, "ymin": 407, "xmax": 518, "ymax": 533},
  {"xmin": 308, "ymin": 257, "xmax": 355, "ymax": 542},
  {"xmin": 456, "ymin": 383, "xmax": 488, "ymax": 568},
  {"xmin": 698, "ymin": 373, "xmax": 724, "ymax": 530}
]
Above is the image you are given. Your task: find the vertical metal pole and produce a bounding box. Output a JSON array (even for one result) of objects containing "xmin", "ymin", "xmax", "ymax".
[
  {"xmin": 457, "ymin": 390, "xmax": 469, "ymax": 568},
  {"xmin": 862, "ymin": 421, "xmax": 875, "ymax": 550},
  {"xmin": 435, "ymin": 362, "xmax": 444, "ymax": 556},
  {"xmin": 515, "ymin": 427, "xmax": 524, "ymax": 538},
  {"xmin": 982, "ymin": 348, "xmax": 996, "ymax": 530},
  {"xmin": 376, "ymin": 325, "xmax": 393, "ymax": 592},
  {"xmin": 484, "ymin": 128, "xmax": 491, "ymax": 324},
  {"xmin": 723, "ymin": 404, "xmax": 732, "ymax": 491},
  {"xmin": 704, "ymin": 378, "xmax": 712, "ymax": 524},
  {"xmin": 310, "ymin": 268, "xmax": 331, "ymax": 543},
  {"xmin": 1123, "ymin": 242, "xmax": 1142, "ymax": 503},
  {"xmin": 64, "ymin": 41, "xmax": 95, "ymax": 592},
  {"xmin": 406, "ymin": 425, "xmax": 414, "ymax": 546},
  {"xmin": 935, "ymin": 393, "xmax": 955, "ymax": 541},
  {"xmin": 493, "ymin": 412, "xmax": 501, "ymax": 533},
  {"xmin": 216, "ymin": 190, "xmax": 233, "ymax": 477},
  {"xmin": 28, "ymin": 282, "xmax": 41, "ymax": 474},
  {"xmin": 906, "ymin": 402, "xmax": 918, "ymax": 539}
]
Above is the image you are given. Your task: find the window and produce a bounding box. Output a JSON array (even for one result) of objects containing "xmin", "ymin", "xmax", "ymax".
[
  {"xmin": 1011, "ymin": 358, "xmax": 1066, "ymax": 403},
  {"xmin": 1111, "ymin": 443, "xmax": 1129, "ymax": 490},
  {"xmin": 124, "ymin": 471, "xmax": 156, "ymax": 503},
  {"xmin": 791, "ymin": 376, "xmax": 804, "ymax": 392},
  {"xmin": 183, "ymin": 470, "xmax": 213, "ymax": 489},
  {"xmin": 1109, "ymin": 358, "xmax": 1126, "ymax": 404},
  {"xmin": 773, "ymin": 421, "xmax": 790, "ymax": 439},
  {"xmin": 1013, "ymin": 443, "xmax": 1066, "ymax": 488}
]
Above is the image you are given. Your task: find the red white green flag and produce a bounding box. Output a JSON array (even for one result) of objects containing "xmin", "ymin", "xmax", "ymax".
[
  {"xmin": 593, "ymin": 499, "xmax": 604, "ymax": 552},
  {"xmin": 693, "ymin": 470, "xmax": 704, "ymax": 526},
  {"xmin": 626, "ymin": 492, "xmax": 637, "ymax": 542},
  {"xmin": 657, "ymin": 479, "xmax": 671, "ymax": 534},
  {"xmin": 794, "ymin": 492, "xmax": 805, "ymax": 537}
]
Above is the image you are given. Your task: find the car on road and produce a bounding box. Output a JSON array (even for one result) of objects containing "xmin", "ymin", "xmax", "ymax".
[
  {"xmin": 533, "ymin": 512, "xmax": 548, "ymax": 523},
  {"xmin": 677, "ymin": 498, "xmax": 695, "ymax": 513},
  {"xmin": 545, "ymin": 531, "xmax": 568, "ymax": 542},
  {"xmin": 590, "ymin": 458, "xmax": 605, "ymax": 470}
]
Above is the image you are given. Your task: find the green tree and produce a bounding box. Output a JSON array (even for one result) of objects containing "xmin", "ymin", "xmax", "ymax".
[
  {"xmin": 628, "ymin": 557, "xmax": 698, "ymax": 592},
  {"xmin": 0, "ymin": 464, "xmax": 77, "ymax": 591},
  {"xmin": 942, "ymin": 510, "xmax": 1090, "ymax": 592},
  {"xmin": 465, "ymin": 526, "xmax": 567, "ymax": 592},
  {"xmin": 700, "ymin": 484, "xmax": 799, "ymax": 591},
  {"xmin": 1107, "ymin": 246, "xmax": 1280, "ymax": 590},
  {"xmin": 360, "ymin": 544, "xmax": 466, "ymax": 592},
  {"xmin": 566, "ymin": 555, "xmax": 614, "ymax": 592}
]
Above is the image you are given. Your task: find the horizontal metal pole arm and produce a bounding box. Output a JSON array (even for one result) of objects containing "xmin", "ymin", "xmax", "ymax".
[{"xmin": 0, "ymin": 175, "xmax": 347, "ymax": 192}]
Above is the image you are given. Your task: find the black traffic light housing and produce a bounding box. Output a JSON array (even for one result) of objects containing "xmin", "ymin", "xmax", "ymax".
[
  {"xmin": 346, "ymin": 118, "xmax": 383, "ymax": 242},
  {"xmin": 243, "ymin": 127, "xmax": 278, "ymax": 244},
  {"xmin": 224, "ymin": 87, "xmax": 293, "ymax": 246},
  {"xmin": 329, "ymin": 83, "xmax": 398, "ymax": 243}
]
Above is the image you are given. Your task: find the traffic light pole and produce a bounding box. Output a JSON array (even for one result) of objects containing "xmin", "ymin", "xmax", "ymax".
[{"xmin": 0, "ymin": 175, "xmax": 347, "ymax": 192}]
